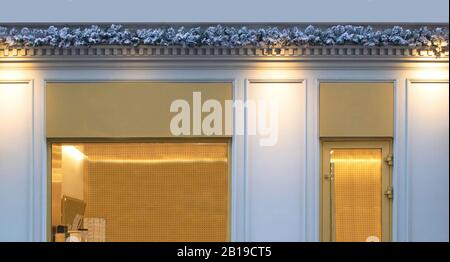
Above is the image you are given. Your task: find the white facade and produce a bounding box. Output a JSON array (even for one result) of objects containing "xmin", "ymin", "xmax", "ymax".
[{"xmin": 0, "ymin": 52, "xmax": 448, "ymax": 241}]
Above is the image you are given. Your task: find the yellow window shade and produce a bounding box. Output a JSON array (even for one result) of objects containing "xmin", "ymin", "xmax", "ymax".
[
  {"xmin": 320, "ymin": 82, "xmax": 394, "ymax": 137},
  {"xmin": 46, "ymin": 82, "xmax": 232, "ymax": 138}
]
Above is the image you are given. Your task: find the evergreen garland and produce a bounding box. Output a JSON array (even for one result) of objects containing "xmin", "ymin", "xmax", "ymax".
[{"xmin": 1, "ymin": 24, "xmax": 448, "ymax": 55}]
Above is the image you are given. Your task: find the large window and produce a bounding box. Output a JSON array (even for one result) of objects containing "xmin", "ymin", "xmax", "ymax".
[{"xmin": 50, "ymin": 142, "xmax": 230, "ymax": 242}]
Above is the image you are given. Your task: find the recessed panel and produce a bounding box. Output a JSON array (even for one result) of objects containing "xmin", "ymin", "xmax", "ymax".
[
  {"xmin": 247, "ymin": 82, "xmax": 306, "ymax": 241},
  {"xmin": 0, "ymin": 83, "xmax": 32, "ymax": 241},
  {"xmin": 46, "ymin": 82, "xmax": 233, "ymax": 138},
  {"xmin": 407, "ymin": 82, "xmax": 449, "ymax": 241},
  {"xmin": 320, "ymin": 82, "xmax": 394, "ymax": 137}
]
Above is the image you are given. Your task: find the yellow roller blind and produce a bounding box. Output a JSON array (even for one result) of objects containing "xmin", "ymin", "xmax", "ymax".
[
  {"xmin": 320, "ymin": 82, "xmax": 394, "ymax": 137},
  {"xmin": 46, "ymin": 82, "xmax": 232, "ymax": 138},
  {"xmin": 85, "ymin": 143, "xmax": 229, "ymax": 242}
]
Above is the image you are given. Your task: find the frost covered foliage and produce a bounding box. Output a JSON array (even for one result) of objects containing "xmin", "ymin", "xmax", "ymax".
[{"xmin": 0, "ymin": 24, "xmax": 448, "ymax": 54}]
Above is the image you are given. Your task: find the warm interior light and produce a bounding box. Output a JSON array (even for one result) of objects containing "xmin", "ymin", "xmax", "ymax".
[
  {"xmin": 62, "ymin": 146, "xmax": 86, "ymax": 161},
  {"xmin": 331, "ymin": 158, "xmax": 381, "ymax": 163},
  {"xmin": 52, "ymin": 142, "xmax": 230, "ymax": 241},
  {"xmin": 87, "ymin": 158, "xmax": 227, "ymax": 164},
  {"xmin": 331, "ymin": 148, "xmax": 383, "ymax": 242}
]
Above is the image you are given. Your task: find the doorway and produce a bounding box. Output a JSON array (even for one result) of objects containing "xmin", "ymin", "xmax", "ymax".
[{"xmin": 321, "ymin": 140, "xmax": 392, "ymax": 242}]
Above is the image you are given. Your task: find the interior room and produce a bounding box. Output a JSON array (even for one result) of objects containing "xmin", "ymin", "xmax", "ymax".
[{"xmin": 50, "ymin": 142, "xmax": 230, "ymax": 242}]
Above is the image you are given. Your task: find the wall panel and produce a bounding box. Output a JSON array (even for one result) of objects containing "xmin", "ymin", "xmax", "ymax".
[
  {"xmin": 246, "ymin": 82, "xmax": 306, "ymax": 241},
  {"xmin": 407, "ymin": 81, "xmax": 449, "ymax": 242},
  {"xmin": 0, "ymin": 82, "xmax": 33, "ymax": 241},
  {"xmin": 46, "ymin": 82, "xmax": 232, "ymax": 138},
  {"xmin": 319, "ymin": 82, "xmax": 394, "ymax": 137}
]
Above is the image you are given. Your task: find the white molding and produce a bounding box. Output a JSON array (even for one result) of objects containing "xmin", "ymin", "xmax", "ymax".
[
  {"xmin": 35, "ymin": 78, "xmax": 47, "ymax": 242},
  {"xmin": 30, "ymin": 78, "xmax": 40, "ymax": 242},
  {"xmin": 232, "ymin": 77, "xmax": 246, "ymax": 242},
  {"xmin": 230, "ymin": 78, "xmax": 246, "ymax": 242},
  {"xmin": 44, "ymin": 79, "xmax": 237, "ymax": 83},
  {"xmin": 1, "ymin": 45, "xmax": 446, "ymax": 61},
  {"xmin": 317, "ymin": 79, "xmax": 398, "ymax": 83},
  {"xmin": 404, "ymin": 78, "xmax": 412, "ymax": 242},
  {"xmin": 243, "ymin": 79, "xmax": 250, "ymax": 241},
  {"xmin": 306, "ymin": 78, "xmax": 320, "ymax": 242},
  {"xmin": 2, "ymin": 60, "xmax": 447, "ymax": 72},
  {"xmin": 407, "ymin": 79, "xmax": 450, "ymax": 84},
  {"xmin": 0, "ymin": 80, "xmax": 31, "ymax": 84},
  {"xmin": 392, "ymin": 78, "xmax": 404, "ymax": 242}
]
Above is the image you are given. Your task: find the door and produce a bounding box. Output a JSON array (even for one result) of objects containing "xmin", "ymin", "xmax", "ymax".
[{"xmin": 321, "ymin": 140, "xmax": 392, "ymax": 242}]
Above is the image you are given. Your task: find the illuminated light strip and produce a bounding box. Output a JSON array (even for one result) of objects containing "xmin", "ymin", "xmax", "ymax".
[
  {"xmin": 87, "ymin": 158, "xmax": 228, "ymax": 164},
  {"xmin": 331, "ymin": 158, "xmax": 381, "ymax": 163}
]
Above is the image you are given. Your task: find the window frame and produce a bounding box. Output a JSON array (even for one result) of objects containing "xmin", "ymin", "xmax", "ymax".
[{"xmin": 46, "ymin": 137, "xmax": 232, "ymax": 242}]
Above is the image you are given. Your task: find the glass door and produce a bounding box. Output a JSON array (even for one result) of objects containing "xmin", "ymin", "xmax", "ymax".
[{"xmin": 321, "ymin": 140, "xmax": 392, "ymax": 242}]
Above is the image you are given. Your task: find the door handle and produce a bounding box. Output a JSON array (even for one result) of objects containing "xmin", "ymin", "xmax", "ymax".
[{"xmin": 324, "ymin": 163, "xmax": 335, "ymax": 180}]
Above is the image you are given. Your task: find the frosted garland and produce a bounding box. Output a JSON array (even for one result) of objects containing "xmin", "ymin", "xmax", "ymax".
[{"xmin": 0, "ymin": 24, "xmax": 448, "ymax": 55}]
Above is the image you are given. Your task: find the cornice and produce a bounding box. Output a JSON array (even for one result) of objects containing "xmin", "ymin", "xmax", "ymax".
[{"xmin": 0, "ymin": 45, "xmax": 448, "ymax": 62}]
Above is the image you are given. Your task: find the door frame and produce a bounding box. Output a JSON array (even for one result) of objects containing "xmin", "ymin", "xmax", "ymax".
[{"xmin": 320, "ymin": 139, "xmax": 393, "ymax": 242}]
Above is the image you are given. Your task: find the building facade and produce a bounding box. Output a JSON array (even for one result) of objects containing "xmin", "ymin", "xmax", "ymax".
[{"xmin": 0, "ymin": 22, "xmax": 448, "ymax": 242}]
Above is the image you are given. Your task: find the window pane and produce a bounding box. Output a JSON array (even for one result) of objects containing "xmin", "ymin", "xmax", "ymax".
[
  {"xmin": 51, "ymin": 142, "xmax": 229, "ymax": 242},
  {"xmin": 331, "ymin": 149, "xmax": 382, "ymax": 242}
]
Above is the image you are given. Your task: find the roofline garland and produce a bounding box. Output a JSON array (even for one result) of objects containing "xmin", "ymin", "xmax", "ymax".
[{"xmin": 0, "ymin": 24, "xmax": 448, "ymax": 56}]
